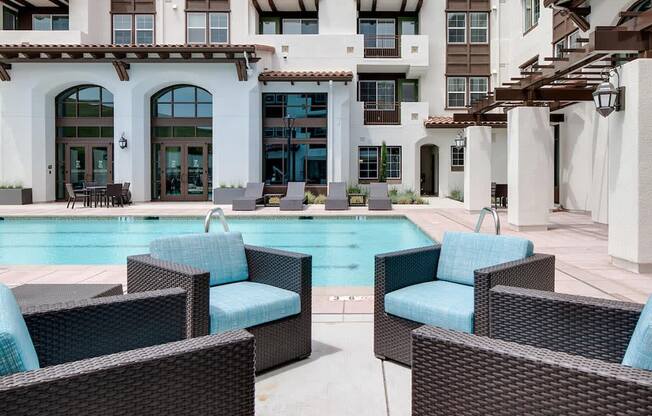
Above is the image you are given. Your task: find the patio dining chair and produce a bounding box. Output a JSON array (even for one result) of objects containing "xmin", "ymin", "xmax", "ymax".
[
  {"xmin": 232, "ymin": 182, "xmax": 264, "ymax": 211},
  {"xmin": 122, "ymin": 182, "xmax": 131, "ymax": 205},
  {"xmin": 0, "ymin": 284, "xmax": 255, "ymax": 416},
  {"xmin": 412, "ymin": 286, "xmax": 652, "ymax": 415},
  {"xmin": 127, "ymin": 232, "xmax": 312, "ymax": 372},
  {"xmin": 106, "ymin": 183, "xmax": 124, "ymax": 207},
  {"xmin": 325, "ymin": 182, "xmax": 349, "ymax": 211},
  {"xmin": 65, "ymin": 183, "xmax": 88, "ymax": 209},
  {"xmin": 374, "ymin": 231, "xmax": 555, "ymax": 366},
  {"xmin": 368, "ymin": 183, "xmax": 392, "ymax": 210},
  {"xmin": 280, "ymin": 182, "xmax": 306, "ymax": 211}
]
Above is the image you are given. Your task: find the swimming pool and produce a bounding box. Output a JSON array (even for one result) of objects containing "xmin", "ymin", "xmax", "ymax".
[{"xmin": 0, "ymin": 217, "xmax": 434, "ymax": 287}]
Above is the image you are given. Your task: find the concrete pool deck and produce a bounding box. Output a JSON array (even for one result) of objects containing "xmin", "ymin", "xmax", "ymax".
[{"xmin": 1, "ymin": 200, "xmax": 652, "ymax": 415}]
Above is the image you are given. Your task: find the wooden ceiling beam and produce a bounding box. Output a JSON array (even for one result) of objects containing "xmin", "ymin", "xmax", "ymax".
[
  {"xmin": 112, "ymin": 61, "xmax": 130, "ymax": 82},
  {"xmin": 298, "ymin": 0, "xmax": 306, "ymax": 12},
  {"xmin": 251, "ymin": 0, "xmax": 262, "ymax": 14},
  {"xmin": 400, "ymin": 0, "xmax": 407, "ymax": 12},
  {"xmin": 0, "ymin": 64, "xmax": 11, "ymax": 82},
  {"xmin": 494, "ymin": 87, "xmax": 595, "ymax": 102},
  {"xmin": 267, "ymin": 0, "xmax": 277, "ymax": 12}
]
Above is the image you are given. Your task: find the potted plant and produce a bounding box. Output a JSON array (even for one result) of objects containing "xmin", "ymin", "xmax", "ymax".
[
  {"xmin": 212, "ymin": 183, "xmax": 245, "ymax": 204},
  {"xmin": 0, "ymin": 183, "xmax": 32, "ymax": 205}
]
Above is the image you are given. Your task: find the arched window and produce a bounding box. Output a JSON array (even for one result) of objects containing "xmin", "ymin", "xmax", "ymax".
[
  {"xmin": 151, "ymin": 85, "xmax": 213, "ymax": 201},
  {"xmin": 55, "ymin": 85, "xmax": 114, "ymax": 199}
]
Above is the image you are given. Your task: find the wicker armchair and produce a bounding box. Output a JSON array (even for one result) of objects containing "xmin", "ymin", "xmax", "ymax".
[
  {"xmin": 412, "ymin": 286, "xmax": 652, "ymax": 416},
  {"xmin": 127, "ymin": 245, "xmax": 312, "ymax": 372},
  {"xmin": 375, "ymin": 245, "xmax": 555, "ymax": 366},
  {"xmin": 0, "ymin": 288, "xmax": 255, "ymax": 416}
]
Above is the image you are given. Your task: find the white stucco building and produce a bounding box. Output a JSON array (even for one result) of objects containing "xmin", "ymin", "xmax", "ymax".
[{"xmin": 1, "ymin": 0, "xmax": 652, "ymax": 272}]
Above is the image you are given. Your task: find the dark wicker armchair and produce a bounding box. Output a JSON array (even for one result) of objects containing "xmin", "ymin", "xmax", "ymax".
[
  {"xmin": 0, "ymin": 288, "xmax": 255, "ymax": 416},
  {"xmin": 127, "ymin": 245, "xmax": 312, "ymax": 372},
  {"xmin": 375, "ymin": 245, "xmax": 555, "ymax": 366},
  {"xmin": 412, "ymin": 286, "xmax": 652, "ymax": 415}
]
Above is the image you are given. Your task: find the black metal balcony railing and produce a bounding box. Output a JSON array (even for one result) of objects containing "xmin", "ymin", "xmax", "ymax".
[
  {"xmin": 363, "ymin": 102, "xmax": 401, "ymax": 125},
  {"xmin": 363, "ymin": 35, "xmax": 401, "ymax": 58}
]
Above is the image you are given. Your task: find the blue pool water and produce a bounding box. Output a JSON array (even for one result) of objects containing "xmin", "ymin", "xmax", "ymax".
[{"xmin": 0, "ymin": 217, "xmax": 434, "ymax": 286}]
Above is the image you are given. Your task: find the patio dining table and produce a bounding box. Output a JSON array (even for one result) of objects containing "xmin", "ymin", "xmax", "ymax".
[{"xmin": 84, "ymin": 185, "xmax": 107, "ymax": 208}]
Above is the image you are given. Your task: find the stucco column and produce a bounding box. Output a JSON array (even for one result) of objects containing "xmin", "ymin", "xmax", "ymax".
[
  {"xmin": 507, "ymin": 106, "xmax": 554, "ymax": 231},
  {"xmin": 608, "ymin": 59, "xmax": 652, "ymax": 273},
  {"xmin": 463, "ymin": 126, "xmax": 492, "ymax": 212}
]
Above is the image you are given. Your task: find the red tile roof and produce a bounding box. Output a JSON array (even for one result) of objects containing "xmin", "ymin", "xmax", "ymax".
[
  {"xmin": 259, "ymin": 70, "xmax": 354, "ymax": 83},
  {"xmin": 424, "ymin": 116, "xmax": 507, "ymax": 128}
]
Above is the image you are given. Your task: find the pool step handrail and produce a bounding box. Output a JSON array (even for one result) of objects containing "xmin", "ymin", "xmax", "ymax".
[
  {"xmin": 474, "ymin": 207, "xmax": 500, "ymax": 235},
  {"xmin": 204, "ymin": 207, "xmax": 230, "ymax": 233}
]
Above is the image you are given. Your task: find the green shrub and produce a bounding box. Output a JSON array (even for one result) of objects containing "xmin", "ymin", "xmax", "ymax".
[
  {"xmin": 314, "ymin": 194, "xmax": 327, "ymax": 204},
  {"xmin": 449, "ymin": 188, "xmax": 464, "ymax": 202},
  {"xmin": 305, "ymin": 191, "xmax": 316, "ymax": 204},
  {"xmin": 347, "ymin": 184, "xmax": 368, "ymax": 196},
  {"xmin": 389, "ymin": 188, "xmax": 429, "ymax": 205},
  {"xmin": 0, "ymin": 182, "xmax": 22, "ymax": 189}
]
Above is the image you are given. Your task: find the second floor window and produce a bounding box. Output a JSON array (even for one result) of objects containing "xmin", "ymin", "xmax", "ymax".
[
  {"xmin": 359, "ymin": 80, "xmax": 396, "ymax": 109},
  {"xmin": 447, "ymin": 13, "xmax": 466, "ymax": 43},
  {"xmin": 447, "ymin": 77, "xmax": 489, "ymax": 108},
  {"xmin": 470, "ymin": 12, "xmax": 488, "ymax": 43},
  {"xmin": 282, "ymin": 18, "xmax": 318, "ymax": 34},
  {"xmin": 447, "ymin": 77, "xmax": 466, "ymax": 108},
  {"xmin": 33, "ymin": 14, "xmax": 69, "ymax": 31},
  {"xmin": 113, "ymin": 14, "xmax": 154, "ymax": 44},
  {"xmin": 187, "ymin": 12, "xmax": 229, "ymax": 44},
  {"xmin": 523, "ymin": 0, "xmax": 540, "ymax": 33}
]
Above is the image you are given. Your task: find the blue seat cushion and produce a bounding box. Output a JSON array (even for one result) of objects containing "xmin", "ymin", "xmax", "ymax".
[
  {"xmin": 385, "ymin": 281, "xmax": 474, "ymax": 333},
  {"xmin": 623, "ymin": 295, "xmax": 652, "ymax": 371},
  {"xmin": 150, "ymin": 232, "xmax": 249, "ymax": 287},
  {"xmin": 209, "ymin": 282, "xmax": 301, "ymax": 333},
  {"xmin": 437, "ymin": 232, "xmax": 534, "ymax": 286},
  {"xmin": 0, "ymin": 284, "xmax": 39, "ymax": 375}
]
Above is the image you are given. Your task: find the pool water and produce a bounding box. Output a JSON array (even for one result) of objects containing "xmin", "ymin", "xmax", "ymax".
[{"xmin": 0, "ymin": 217, "xmax": 434, "ymax": 287}]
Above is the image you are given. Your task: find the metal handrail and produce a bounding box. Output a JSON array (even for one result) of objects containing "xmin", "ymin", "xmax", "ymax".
[
  {"xmin": 474, "ymin": 207, "xmax": 501, "ymax": 235},
  {"xmin": 204, "ymin": 207, "xmax": 230, "ymax": 233}
]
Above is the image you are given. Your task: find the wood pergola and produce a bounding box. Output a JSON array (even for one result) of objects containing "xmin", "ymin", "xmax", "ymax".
[
  {"xmin": 0, "ymin": 0, "xmax": 69, "ymax": 9},
  {"xmin": 0, "ymin": 44, "xmax": 275, "ymax": 82},
  {"xmin": 259, "ymin": 70, "xmax": 353, "ymax": 85},
  {"xmin": 454, "ymin": 7, "xmax": 652, "ymax": 124}
]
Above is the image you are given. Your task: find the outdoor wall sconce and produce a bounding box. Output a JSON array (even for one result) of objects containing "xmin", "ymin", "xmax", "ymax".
[
  {"xmin": 119, "ymin": 133, "xmax": 128, "ymax": 149},
  {"xmin": 593, "ymin": 67, "xmax": 625, "ymax": 118},
  {"xmin": 454, "ymin": 130, "xmax": 467, "ymax": 148}
]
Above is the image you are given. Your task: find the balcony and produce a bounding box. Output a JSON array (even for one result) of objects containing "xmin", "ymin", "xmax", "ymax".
[
  {"xmin": 363, "ymin": 35, "xmax": 401, "ymax": 58},
  {"xmin": 363, "ymin": 102, "xmax": 401, "ymax": 125},
  {"xmin": 0, "ymin": 30, "xmax": 85, "ymax": 45}
]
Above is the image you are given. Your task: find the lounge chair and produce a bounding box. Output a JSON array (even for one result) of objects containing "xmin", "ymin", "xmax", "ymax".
[
  {"xmin": 374, "ymin": 231, "xmax": 555, "ymax": 366},
  {"xmin": 127, "ymin": 231, "xmax": 312, "ymax": 372},
  {"xmin": 412, "ymin": 286, "xmax": 652, "ymax": 415},
  {"xmin": 368, "ymin": 183, "xmax": 392, "ymax": 210},
  {"xmin": 232, "ymin": 182, "xmax": 264, "ymax": 211},
  {"xmin": 325, "ymin": 182, "xmax": 349, "ymax": 211},
  {"xmin": 280, "ymin": 182, "xmax": 306, "ymax": 211},
  {"xmin": 0, "ymin": 284, "xmax": 255, "ymax": 415}
]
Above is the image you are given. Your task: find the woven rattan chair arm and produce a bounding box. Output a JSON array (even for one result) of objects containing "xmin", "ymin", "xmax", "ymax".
[
  {"xmin": 412, "ymin": 325, "xmax": 652, "ymax": 416},
  {"xmin": 489, "ymin": 285, "xmax": 643, "ymax": 362},
  {"xmin": 127, "ymin": 254, "xmax": 210, "ymax": 338},
  {"xmin": 473, "ymin": 253, "xmax": 556, "ymax": 335},
  {"xmin": 245, "ymin": 245, "xmax": 312, "ymax": 296},
  {"xmin": 0, "ymin": 331, "xmax": 255, "ymax": 416},
  {"xmin": 23, "ymin": 288, "xmax": 187, "ymax": 367}
]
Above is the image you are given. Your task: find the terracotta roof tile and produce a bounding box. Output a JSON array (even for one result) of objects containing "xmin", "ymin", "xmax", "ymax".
[
  {"xmin": 259, "ymin": 70, "xmax": 353, "ymax": 82},
  {"xmin": 424, "ymin": 116, "xmax": 507, "ymax": 128}
]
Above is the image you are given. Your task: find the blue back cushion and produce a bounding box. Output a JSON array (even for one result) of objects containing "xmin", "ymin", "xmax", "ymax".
[
  {"xmin": 437, "ymin": 232, "xmax": 534, "ymax": 286},
  {"xmin": 623, "ymin": 296, "xmax": 652, "ymax": 371},
  {"xmin": 0, "ymin": 284, "xmax": 39, "ymax": 375},
  {"xmin": 150, "ymin": 233, "xmax": 249, "ymax": 286}
]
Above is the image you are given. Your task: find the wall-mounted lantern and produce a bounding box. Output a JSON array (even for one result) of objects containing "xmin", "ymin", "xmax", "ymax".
[
  {"xmin": 119, "ymin": 133, "xmax": 128, "ymax": 149},
  {"xmin": 593, "ymin": 68, "xmax": 625, "ymax": 118},
  {"xmin": 454, "ymin": 130, "xmax": 467, "ymax": 148}
]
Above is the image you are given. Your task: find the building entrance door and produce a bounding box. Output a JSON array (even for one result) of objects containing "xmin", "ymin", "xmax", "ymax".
[
  {"xmin": 159, "ymin": 143, "xmax": 211, "ymax": 201},
  {"xmin": 63, "ymin": 143, "xmax": 113, "ymax": 190}
]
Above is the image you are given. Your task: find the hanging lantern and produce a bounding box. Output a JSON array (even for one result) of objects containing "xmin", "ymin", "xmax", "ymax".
[
  {"xmin": 119, "ymin": 133, "xmax": 128, "ymax": 149},
  {"xmin": 593, "ymin": 68, "xmax": 624, "ymax": 118}
]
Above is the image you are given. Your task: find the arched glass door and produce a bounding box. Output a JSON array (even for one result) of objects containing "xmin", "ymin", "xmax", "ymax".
[
  {"xmin": 55, "ymin": 85, "xmax": 114, "ymax": 200},
  {"xmin": 151, "ymin": 85, "xmax": 213, "ymax": 201}
]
